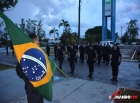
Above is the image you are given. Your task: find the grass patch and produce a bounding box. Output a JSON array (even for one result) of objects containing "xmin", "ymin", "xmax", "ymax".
[
  {"xmin": 0, "ymin": 64, "xmax": 11, "ymax": 70},
  {"xmin": 42, "ymin": 47, "xmax": 68, "ymax": 55}
]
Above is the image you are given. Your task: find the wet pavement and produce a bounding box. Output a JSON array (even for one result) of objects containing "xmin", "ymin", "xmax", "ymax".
[
  {"xmin": 0, "ymin": 51, "xmax": 139, "ymax": 89},
  {"xmin": 55, "ymin": 58, "xmax": 140, "ymax": 89},
  {"xmin": 0, "ymin": 69, "xmax": 64, "ymax": 103},
  {"xmin": 10, "ymin": 77, "xmax": 118, "ymax": 103},
  {"xmin": 0, "ymin": 69, "xmax": 25, "ymax": 103},
  {"xmin": 0, "ymin": 48, "xmax": 140, "ymax": 103},
  {"xmin": 0, "ymin": 53, "xmax": 140, "ymax": 89}
]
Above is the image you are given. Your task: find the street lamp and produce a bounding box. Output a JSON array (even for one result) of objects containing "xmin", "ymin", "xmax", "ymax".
[
  {"xmin": 78, "ymin": 0, "xmax": 81, "ymax": 45},
  {"xmin": 121, "ymin": 24, "xmax": 127, "ymax": 38}
]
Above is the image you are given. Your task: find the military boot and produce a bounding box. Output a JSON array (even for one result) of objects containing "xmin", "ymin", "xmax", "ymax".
[{"xmin": 87, "ymin": 72, "xmax": 92, "ymax": 78}]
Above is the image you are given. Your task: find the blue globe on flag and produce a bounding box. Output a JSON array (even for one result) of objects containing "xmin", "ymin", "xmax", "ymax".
[{"xmin": 20, "ymin": 48, "xmax": 47, "ymax": 82}]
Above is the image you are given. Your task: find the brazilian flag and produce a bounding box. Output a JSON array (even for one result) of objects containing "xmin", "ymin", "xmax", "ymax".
[{"xmin": 0, "ymin": 11, "xmax": 56, "ymax": 101}]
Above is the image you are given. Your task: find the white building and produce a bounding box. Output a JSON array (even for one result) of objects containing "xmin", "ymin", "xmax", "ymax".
[{"xmin": 48, "ymin": 38, "xmax": 60, "ymax": 44}]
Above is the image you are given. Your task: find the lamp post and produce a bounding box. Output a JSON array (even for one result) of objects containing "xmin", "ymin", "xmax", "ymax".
[
  {"xmin": 78, "ymin": 0, "xmax": 81, "ymax": 45},
  {"xmin": 121, "ymin": 24, "xmax": 127, "ymax": 38},
  {"xmin": 121, "ymin": 25, "xmax": 122, "ymax": 38}
]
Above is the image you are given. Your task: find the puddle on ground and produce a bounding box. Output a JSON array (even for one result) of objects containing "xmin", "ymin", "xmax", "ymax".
[{"xmin": 54, "ymin": 76, "xmax": 64, "ymax": 81}]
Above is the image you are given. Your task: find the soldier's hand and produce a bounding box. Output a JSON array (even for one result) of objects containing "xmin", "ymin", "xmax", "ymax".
[
  {"xmin": 118, "ymin": 60, "xmax": 121, "ymax": 65},
  {"xmin": 93, "ymin": 59, "xmax": 96, "ymax": 63}
]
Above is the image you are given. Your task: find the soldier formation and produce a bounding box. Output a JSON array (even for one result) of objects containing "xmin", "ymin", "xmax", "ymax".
[{"xmin": 46, "ymin": 43, "xmax": 122, "ymax": 81}]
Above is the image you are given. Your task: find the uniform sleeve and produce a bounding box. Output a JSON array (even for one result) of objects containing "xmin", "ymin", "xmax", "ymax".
[
  {"xmin": 94, "ymin": 49, "xmax": 97, "ymax": 54},
  {"xmin": 93, "ymin": 50, "xmax": 97, "ymax": 57},
  {"xmin": 75, "ymin": 49, "xmax": 77, "ymax": 56},
  {"xmin": 109, "ymin": 49, "xmax": 113, "ymax": 55},
  {"xmin": 119, "ymin": 51, "xmax": 122, "ymax": 57},
  {"xmin": 16, "ymin": 63, "xmax": 27, "ymax": 80}
]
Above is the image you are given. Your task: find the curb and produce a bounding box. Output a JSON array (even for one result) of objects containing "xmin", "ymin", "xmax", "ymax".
[
  {"xmin": 122, "ymin": 59, "xmax": 138, "ymax": 62},
  {"xmin": 0, "ymin": 59, "xmax": 138, "ymax": 68},
  {"xmin": 0, "ymin": 62, "xmax": 16, "ymax": 68}
]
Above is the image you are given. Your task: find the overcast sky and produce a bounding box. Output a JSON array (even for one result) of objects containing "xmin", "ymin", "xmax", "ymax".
[{"xmin": 2, "ymin": 0, "xmax": 140, "ymax": 38}]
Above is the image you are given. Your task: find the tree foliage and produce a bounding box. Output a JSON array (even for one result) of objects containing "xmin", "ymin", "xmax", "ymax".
[
  {"xmin": 0, "ymin": 21, "xmax": 4, "ymax": 36},
  {"xmin": 60, "ymin": 32, "xmax": 78, "ymax": 45},
  {"xmin": 59, "ymin": 19, "xmax": 78, "ymax": 45},
  {"xmin": 25, "ymin": 19, "xmax": 37, "ymax": 35},
  {"xmin": 0, "ymin": 0, "xmax": 18, "ymax": 12},
  {"xmin": 59, "ymin": 19, "xmax": 70, "ymax": 34},
  {"xmin": 49, "ymin": 27, "xmax": 59, "ymax": 38},
  {"xmin": 121, "ymin": 32, "xmax": 129, "ymax": 44},
  {"xmin": 126, "ymin": 19, "xmax": 139, "ymax": 41},
  {"xmin": 19, "ymin": 19, "xmax": 45, "ymax": 40},
  {"xmin": 36, "ymin": 20, "xmax": 45, "ymax": 39},
  {"xmin": 85, "ymin": 26, "xmax": 111, "ymax": 43},
  {"xmin": 0, "ymin": 21, "xmax": 10, "ymax": 46},
  {"xmin": 121, "ymin": 19, "xmax": 139, "ymax": 43}
]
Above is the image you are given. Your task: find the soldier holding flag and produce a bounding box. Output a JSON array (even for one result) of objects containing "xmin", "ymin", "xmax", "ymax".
[{"xmin": 16, "ymin": 33, "xmax": 43, "ymax": 103}]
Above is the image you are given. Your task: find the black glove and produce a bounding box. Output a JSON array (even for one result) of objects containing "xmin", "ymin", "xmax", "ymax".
[
  {"xmin": 118, "ymin": 61, "xmax": 121, "ymax": 65},
  {"xmin": 110, "ymin": 62, "xmax": 112, "ymax": 66},
  {"xmin": 86, "ymin": 59, "xmax": 89, "ymax": 65},
  {"xmin": 93, "ymin": 59, "xmax": 96, "ymax": 63}
]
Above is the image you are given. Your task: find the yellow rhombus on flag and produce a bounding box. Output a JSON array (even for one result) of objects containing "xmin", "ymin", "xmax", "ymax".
[{"xmin": 0, "ymin": 11, "xmax": 57, "ymax": 101}]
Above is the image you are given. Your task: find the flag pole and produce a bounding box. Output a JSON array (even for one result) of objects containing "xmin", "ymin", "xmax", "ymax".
[
  {"xmin": 56, "ymin": 60, "xmax": 68, "ymax": 78},
  {"xmin": 56, "ymin": 66, "xmax": 68, "ymax": 78}
]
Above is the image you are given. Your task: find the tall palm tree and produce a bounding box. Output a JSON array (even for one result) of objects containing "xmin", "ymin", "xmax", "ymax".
[
  {"xmin": 49, "ymin": 27, "xmax": 59, "ymax": 39},
  {"xmin": 65, "ymin": 32, "xmax": 78, "ymax": 44},
  {"xmin": 59, "ymin": 19, "xmax": 70, "ymax": 35},
  {"xmin": 85, "ymin": 34, "xmax": 95, "ymax": 43}
]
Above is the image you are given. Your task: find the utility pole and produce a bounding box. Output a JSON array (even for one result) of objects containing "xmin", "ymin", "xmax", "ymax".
[
  {"xmin": 121, "ymin": 25, "xmax": 122, "ymax": 38},
  {"xmin": 78, "ymin": 0, "xmax": 81, "ymax": 45}
]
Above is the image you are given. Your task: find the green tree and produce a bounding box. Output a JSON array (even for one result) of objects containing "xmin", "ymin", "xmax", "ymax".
[
  {"xmin": 25, "ymin": 19, "xmax": 37, "ymax": 35},
  {"xmin": 126, "ymin": 19, "xmax": 139, "ymax": 42},
  {"xmin": 121, "ymin": 32, "xmax": 129, "ymax": 44},
  {"xmin": 18, "ymin": 19, "xmax": 45, "ymax": 40},
  {"xmin": 59, "ymin": 19, "xmax": 70, "ymax": 35},
  {"xmin": 85, "ymin": 34, "xmax": 95, "ymax": 44},
  {"xmin": 85, "ymin": 26, "xmax": 111, "ymax": 43},
  {"xmin": 60, "ymin": 32, "xmax": 78, "ymax": 45},
  {"xmin": 0, "ymin": 0, "xmax": 18, "ymax": 12},
  {"xmin": 19, "ymin": 19, "xmax": 25, "ymax": 32},
  {"xmin": 94, "ymin": 33, "xmax": 102, "ymax": 43},
  {"xmin": 0, "ymin": 21, "xmax": 9, "ymax": 46},
  {"xmin": 59, "ymin": 20, "xmax": 78, "ymax": 45},
  {"xmin": 42, "ymin": 38, "xmax": 48, "ymax": 43},
  {"xmin": 49, "ymin": 27, "xmax": 59, "ymax": 39},
  {"xmin": 0, "ymin": 21, "xmax": 4, "ymax": 37},
  {"xmin": 115, "ymin": 32, "xmax": 119, "ymax": 39},
  {"xmin": 80, "ymin": 38, "xmax": 86, "ymax": 44},
  {"xmin": 36, "ymin": 20, "xmax": 45, "ymax": 40},
  {"xmin": 67, "ymin": 32, "xmax": 78, "ymax": 43}
]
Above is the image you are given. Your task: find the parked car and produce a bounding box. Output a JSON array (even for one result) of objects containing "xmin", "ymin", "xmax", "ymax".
[
  {"xmin": 132, "ymin": 42, "xmax": 137, "ymax": 45},
  {"xmin": 116, "ymin": 43, "xmax": 120, "ymax": 45},
  {"xmin": 100, "ymin": 41, "xmax": 114, "ymax": 47},
  {"xmin": 124, "ymin": 42, "xmax": 128, "ymax": 45},
  {"xmin": 136, "ymin": 42, "xmax": 140, "ymax": 45}
]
